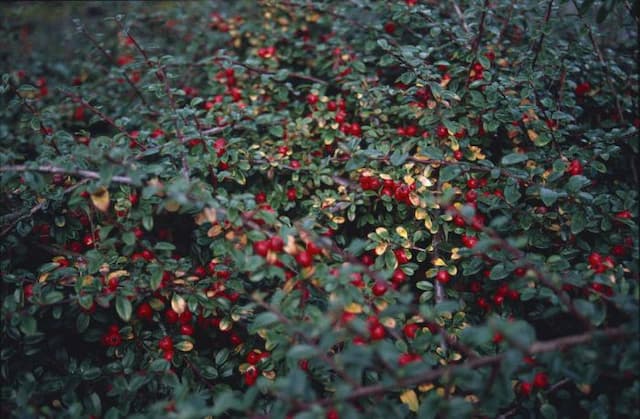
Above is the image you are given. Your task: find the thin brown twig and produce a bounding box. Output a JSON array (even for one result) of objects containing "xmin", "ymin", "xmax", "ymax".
[
  {"xmin": 61, "ymin": 91, "xmax": 132, "ymax": 138},
  {"xmin": 0, "ymin": 165, "xmax": 137, "ymax": 185},
  {"xmin": 531, "ymin": 0, "xmax": 554, "ymax": 69},
  {"xmin": 76, "ymin": 23, "xmax": 153, "ymax": 112},
  {"xmin": 115, "ymin": 21, "xmax": 192, "ymax": 180},
  {"xmin": 451, "ymin": 1, "xmax": 470, "ymax": 33}
]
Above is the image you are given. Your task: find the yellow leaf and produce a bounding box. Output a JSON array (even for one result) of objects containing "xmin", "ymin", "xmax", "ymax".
[
  {"xmin": 419, "ymin": 383, "xmax": 435, "ymax": 392},
  {"xmin": 400, "ymin": 390, "xmax": 419, "ymax": 412},
  {"xmin": 375, "ymin": 227, "xmax": 388, "ymax": 236},
  {"xmin": 415, "ymin": 207, "xmax": 427, "ymax": 220},
  {"xmin": 433, "ymin": 258, "xmax": 446, "ymax": 267},
  {"xmin": 332, "ymin": 216, "xmax": 345, "ymax": 224},
  {"xmin": 108, "ymin": 270, "xmax": 129, "ymax": 281},
  {"xmin": 577, "ymin": 383, "xmax": 591, "ymax": 394},
  {"xmin": 164, "ymin": 200, "xmax": 180, "ymax": 212},
  {"xmin": 90, "ymin": 187, "xmax": 110, "ymax": 212},
  {"xmin": 396, "ymin": 226, "xmax": 408, "ymax": 239},
  {"xmin": 527, "ymin": 129, "xmax": 539, "ymax": 142},
  {"xmin": 424, "ymin": 215, "xmax": 433, "ymax": 231},
  {"xmin": 409, "ymin": 193, "xmax": 420, "ymax": 207},
  {"xmin": 207, "ymin": 224, "xmax": 223, "ymax": 238},
  {"xmin": 171, "ymin": 294, "xmax": 186, "ymax": 314},
  {"xmin": 175, "ymin": 341, "xmax": 194, "ymax": 352},
  {"xmin": 344, "ymin": 303, "xmax": 363, "ymax": 314},
  {"xmin": 219, "ymin": 318, "xmax": 232, "ymax": 331}
]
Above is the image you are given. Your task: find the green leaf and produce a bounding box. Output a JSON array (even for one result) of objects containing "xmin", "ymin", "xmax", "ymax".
[
  {"xmin": 489, "ymin": 264, "xmax": 510, "ymax": 280},
  {"xmin": 286, "ymin": 344, "xmax": 317, "ymax": 360},
  {"xmin": 142, "ymin": 215, "xmax": 154, "ymax": 231},
  {"xmin": 501, "ymin": 153, "xmax": 528, "ymax": 165},
  {"xmin": 81, "ymin": 367, "xmax": 102, "ymax": 381},
  {"xmin": 440, "ymin": 165, "xmax": 462, "ymax": 182},
  {"xmin": 76, "ymin": 313, "xmax": 90, "ymax": 333},
  {"xmin": 115, "ymin": 296, "xmax": 132, "ymax": 322},
  {"xmin": 20, "ymin": 316, "xmax": 37, "ymax": 335},
  {"xmin": 43, "ymin": 291, "xmax": 64, "ymax": 305},
  {"xmin": 154, "ymin": 241, "xmax": 176, "ymax": 251},
  {"xmin": 389, "ymin": 150, "xmax": 408, "ymax": 166},
  {"xmin": 571, "ymin": 211, "xmax": 586, "ymax": 234},
  {"xmin": 541, "ymin": 403, "xmax": 558, "ymax": 419},
  {"xmin": 540, "ymin": 188, "xmax": 559, "ymax": 207},
  {"xmin": 566, "ymin": 175, "xmax": 590, "ymax": 193},
  {"xmin": 250, "ymin": 312, "xmax": 280, "ymax": 330}
]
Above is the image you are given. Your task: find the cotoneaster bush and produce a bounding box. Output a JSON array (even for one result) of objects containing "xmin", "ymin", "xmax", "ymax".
[{"xmin": 1, "ymin": 1, "xmax": 638, "ymax": 418}]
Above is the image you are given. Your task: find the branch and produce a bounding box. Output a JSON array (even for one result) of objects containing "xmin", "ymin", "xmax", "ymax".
[
  {"xmin": 0, "ymin": 165, "xmax": 138, "ymax": 186},
  {"xmin": 0, "ymin": 179, "xmax": 90, "ymax": 238},
  {"xmin": 290, "ymin": 326, "xmax": 630, "ymax": 412},
  {"xmin": 531, "ymin": 0, "xmax": 554, "ymax": 69},
  {"xmin": 76, "ymin": 23, "xmax": 153, "ymax": 112}
]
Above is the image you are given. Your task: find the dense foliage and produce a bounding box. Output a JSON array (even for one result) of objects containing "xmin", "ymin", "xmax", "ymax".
[{"xmin": 1, "ymin": 1, "xmax": 638, "ymax": 418}]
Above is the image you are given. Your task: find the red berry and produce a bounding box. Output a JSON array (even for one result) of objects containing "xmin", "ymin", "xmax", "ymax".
[
  {"xmin": 519, "ymin": 381, "xmax": 533, "ymax": 396},
  {"xmin": 514, "ymin": 267, "xmax": 527, "ymax": 277},
  {"xmin": 533, "ymin": 372, "xmax": 549, "ymax": 389},
  {"xmin": 453, "ymin": 215, "xmax": 466, "ymax": 227},
  {"xmin": 165, "ymin": 309, "xmax": 179, "ymax": 324},
  {"xmin": 194, "ymin": 266, "xmax": 207, "ymax": 278},
  {"xmin": 296, "ymin": 250, "xmax": 313, "ymax": 268},
  {"xmin": 403, "ymin": 323, "xmax": 419, "ymax": 339},
  {"xmin": 436, "ymin": 270, "xmax": 451, "ymax": 284},
  {"xmin": 306, "ymin": 93, "xmax": 318, "ymax": 105},
  {"xmin": 136, "ymin": 302, "xmax": 153, "ymax": 321},
  {"xmin": 566, "ymin": 160, "xmax": 583, "ymax": 176},
  {"xmin": 588, "ymin": 252, "xmax": 602, "ymax": 267},
  {"xmin": 244, "ymin": 367, "xmax": 259, "ymax": 386},
  {"xmin": 372, "ymin": 281, "xmax": 388, "ymax": 296},
  {"xmin": 253, "ymin": 240, "xmax": 271, "ymax": 257},
  {"xmin": 383, "ymin": 21, "xmax": 396, "ymax": 34},
  {"xmin": 369, "ymin": 323, "xmax": 386, "ymax": 341},
  {"xmin": 269, "ymin": 235, "xmax": 284, "ymax": 252},
  {"xmin": 436, "ymin": 125, "xmax": 448, "ymax": 138},
  {"xmin": 158, "ymin": 336, "xmax": 173, "ymax": 351},
  {"xmin": 391, "ymin": 268, "xmax": 407, "ymax": 286},
  {"xmin": 179, "ymin": 310, "xmax": 193, "ymax": 325},
  {"xmin": 575, "ymin": 82, "xmax": 591, "ymax": 96},
  {"xmin": 286, "ymin": 187, "xmax": 298, "ymax": 201},
  {"xmin": 246, "ymin": 351, "xmax": 261, "ymax": 365},
  {"xmin": 616, "ymin": 210, "xmax": 632, "ymax": 219},
  {"xmin": 180, "ymin": 323, "xmax": 194, "ymax": 336},
  {"xmin": 611, "ymin": 244, "xmax": 626, "ymax": 257},
  {"xmin": 394, "ymin": 248, "xmax": 409, "ymax": 264},
  {"xmin": 398, "ymin": 353, "xmax": 420, "ymax": 366},
  {"xmin": 163, "ymin": 349, "xmax": 174, "ymax": 361},
  {"xmin": 467, "ymin": 178, "xmax": 479, "ymax": 189},
  {"xmin": 326, "ymin": 409, "xmax": 339, "ymax": 419}
]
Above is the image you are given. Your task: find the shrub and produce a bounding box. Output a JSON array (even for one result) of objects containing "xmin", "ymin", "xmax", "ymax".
[{"xmin": 1, "ymin": 1, "xmax": 638, "ymax": 418}]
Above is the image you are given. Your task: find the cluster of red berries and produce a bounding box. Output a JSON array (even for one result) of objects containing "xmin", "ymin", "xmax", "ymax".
[
  {"xmin": 101, "ymin": 324, "xmax": 122, "ymax": 347},
  {"xmin": 519, "ymin": 372, "xmax": 549, "ymax": 396},
  {"xmin": 587, "ymin": 252, "xmax": 616, "ymax": 274},
  {"xmin": 358, "ymin": 174, "xmax": 416, "ymax": 205},
  {"xmin": 469, "ymin": 62, "xmax": 485, "ymax": 82},
  {"xmin": 257, "ymin": 46, "xmax": 276, "ymax": 59},
  {"xmin": 244, "ymin": 350, "xmax": 270, "ymax": 386}
]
